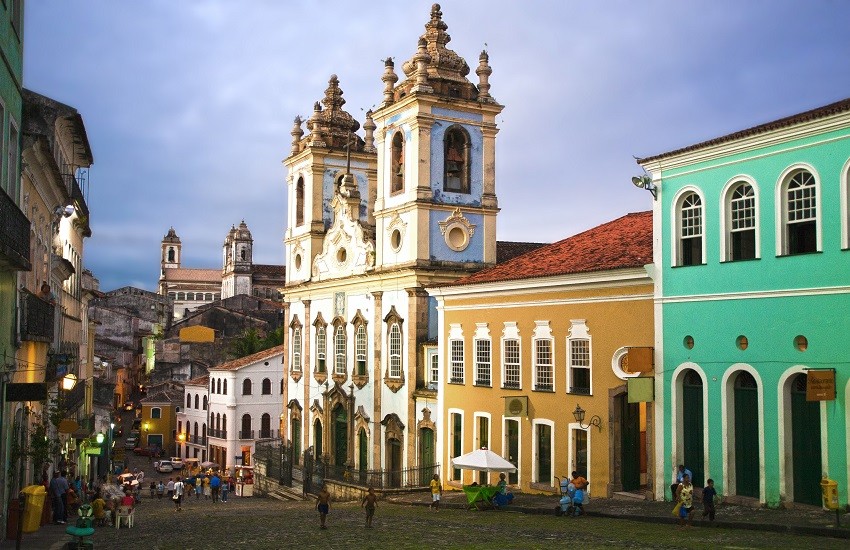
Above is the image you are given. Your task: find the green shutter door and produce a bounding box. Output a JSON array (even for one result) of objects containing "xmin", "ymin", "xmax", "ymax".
[
  {"xmin": 621, "ymin": 395, "xmax": 641, "ymax": 491},
  {"xmin": 682, "ymin": 370, "xmax": 704, "ymax": 487},
  {"xmin": 420, "ymin": 428, "xmax": 434, "ymax": 467},
  {"xmin": 791, "ymin": 374, "xmax": 822, "ymax": 505},
  {"xmin": 734, "ymin": 372, "xmax": 759, "ymax": 498},
  {"xmin": 333, "ymin": 406, "xmax": 347, "ymax": 467},
  {"xmin": 506, "ymin": 420, "xmax": 519, "ymax": 485}
]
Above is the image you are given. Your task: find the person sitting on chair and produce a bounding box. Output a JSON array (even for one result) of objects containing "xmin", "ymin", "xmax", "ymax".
[{"xmin": 493, "ymin": 473, "xmax": 514, "ymax": 508}]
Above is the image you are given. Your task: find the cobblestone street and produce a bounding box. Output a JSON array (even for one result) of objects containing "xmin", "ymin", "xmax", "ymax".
[{"xmin": 77, "ymin": 495, "xmax": 846, "ymax": 550}]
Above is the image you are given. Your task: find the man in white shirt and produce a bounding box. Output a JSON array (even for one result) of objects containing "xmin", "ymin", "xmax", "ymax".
[{"xmin": 173, "ymin": 477, "xmax": 185, "ymax": 511}]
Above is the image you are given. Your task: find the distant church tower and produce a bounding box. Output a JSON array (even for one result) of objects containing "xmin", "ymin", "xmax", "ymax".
[
  {"xmin": 161, "ymin": 227, "xmax": 182, "ymax": 270},
  {"xmin": 283, "ymin": 75, "xmax": 378, "ymax": 284},
  {"xmin": 221, "ymin": 220, "xmax": 254, "ymax": 299},
  {"xmin": 370, "ymin": 3, "xmax": 503, "ymax": 269}
]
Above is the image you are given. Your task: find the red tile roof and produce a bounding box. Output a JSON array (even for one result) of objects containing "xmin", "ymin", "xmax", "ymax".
[
  {"xmin": 448, "ymin": 211, "xmax": 652, "ymax": 286},
  {"xmin": 209, "ymin": 345, "xmax": 284, "ymax": 372},
  {"xmin": 496, "ymin": 241, "xmax": 549, "ymax": 264},
  {"xmin": 162, "ymin": 268, "xmax": 221, "ymax": 282},
  {"xmin": 186, "ymin": 375, "xmax": 209, "ymax": 387},
  {"xmin": 638, "ymin": 96, "xmax": 850, "ymax": 163}
]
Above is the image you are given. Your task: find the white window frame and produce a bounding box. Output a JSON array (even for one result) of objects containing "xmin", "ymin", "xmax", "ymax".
[
  {"xmin": 473, "ymin": 323, "xmax": 491, "ymax": 387},
  {"xmin": 334, "ymin": 324, "xmax": 347, "ymax": 375},
  {"xmin": 841, "ymin": 158, "xmax": 850, "ymax": 250},
  {"xmin": 774, "ymin": 164, "xmax": 822, "ymax": 256},
  {"xmin": 355, "ymin": 324, "xmax": 367, "ymax": 376},
  {"xmin": 568, "ymin": 423, "xmax": 591, "ymax": 495},
  {"xmin": 449, "ymin": 408, "xmax": 465, "ymax": 482},
  {"xmin": 720, "ymin": 176, "xmax": 760, "ymax": 262},
  {"xmin": 426, "ymin": 347, "xmax": 439, "ymax": 389},
  {"xmin": 316, "ymin": 325, "xmax": 326, "ymax": 373},
  {"xmin": 501, "ymin": 322, "xmax": 521, "ymax": 390},
  {"xmin": 566, "ymin": 319, "xmax": 592, "ymax": 395},
  {"xmin": 292, "ymin": 327, "xmax": 302, "ymax": 372},
  {"xmin": 532, "ymin": 321, "xmax": 553, "ymax": 392},
  {"xmin": 448, "ymin": 323, "xmax": 464, "ymax": 384},
  {"xmin": 532, "ymin": 418, "xmax": 555, "ymax": 486},
  {"xmin": 388, "ymin": 322, "xmax": 402, "ymax": 378},
  {"xmin": 151, "ymin": 407, "xmax": 162, "ymax": 419},
  {"xmin": 670, "ymin": 186, "xmax": 706, "ymax": 267}
]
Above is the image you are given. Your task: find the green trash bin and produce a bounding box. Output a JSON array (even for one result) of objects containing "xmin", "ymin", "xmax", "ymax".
[{"xmin": 21, "ymin": 485, "xmax": 47, "ymax": 533}]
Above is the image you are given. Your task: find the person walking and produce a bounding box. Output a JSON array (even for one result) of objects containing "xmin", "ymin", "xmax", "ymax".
[
  {"xmin": 429, "ymin": 474, "xmax": 442, "ymax": 511},
  {"xmin": 156, "ymin": 480, "xmax": 165, "ymax": 500},
  {"xmin": 221, "ymin": 475, "xmax": 230, "ymax": 503},
  {"xmin": 210, "ymin": 473, "xmax": 221, "ymax": 503},
  {"xmin": 166, "ymin": 477, "xmax": 175, "ymax": 499},
  {"xmin": 701, "ymin": 478, "xmax": 717, "ymax": 522},
  {"xmin": 361, "ymin": 487, "xmax": 378, "ymax": 528},
  {"xmin": 671, "ymin": 464, "xmax": 693, "ymax": 500},
  {"xmin": 675, "ymin": 473, "xmax": 695, "ymax": 528},
  {"xmin": 173, "ymin": 477, "xmax": 185, "ymax": 511},
  {"xmin": 48, "ymin": 471, "xmax": 69, "ymax": 524},
  {"xmin": 316, "ymin": 486, "xmax": 331, "ymax": 529},
  {"xmin": 195, "ymin": 474, "xmax": 203, "ymax": 499}
]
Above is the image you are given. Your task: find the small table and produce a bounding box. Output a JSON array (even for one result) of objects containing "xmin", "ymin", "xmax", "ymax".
[{"xmin": 462, "ymin": 485, "xmax": 500, "ymax": 510}]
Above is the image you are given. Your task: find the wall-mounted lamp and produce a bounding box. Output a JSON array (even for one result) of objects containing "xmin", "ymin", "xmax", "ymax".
[
  {"xmin": 572, "ymin": 404, "xmax": 602, "ymax": 432},
  {"xmin": 631, "ymin": 175, "xmax": 657, "ymax": 200},
  {"xmin": 54, "ymin": 204, "xmax": 75, "ymax": 218},
  {"xmin": 61, "ymin": 373, "xmax": 78, "ymax": 391},
  {"xmin": 143, "ymin": 421, "xmax": 150, "ymax": 432},
  {"xmin": 96, "ymin": 432, "xmax": 105, "ymax": 444}
]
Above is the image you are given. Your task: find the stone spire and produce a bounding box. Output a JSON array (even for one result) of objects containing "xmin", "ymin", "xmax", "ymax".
[
  {"xmin": 290, "ymin": 116, "xmax": 304, "ymax": 155},
  {"xmin": 402, "ymin": 4, "xmax": 470, "ymax": 83},
  {"xmin": 476, "ymin": 50, "xmax": 493, "ymax": 102},
  {"xmin": 303, "ymin": 75, "xmax": 363, "ymax": 151},
  {"xmin": 381, "ymin": 57, "xmax": 398, "ymax": 107},
  {"xmin": 363, "ymin": 110, "xmax": 376, "ymax": 153}
]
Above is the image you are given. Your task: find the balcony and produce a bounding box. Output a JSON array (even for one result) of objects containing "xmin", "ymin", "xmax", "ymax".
[
  {"xmin": 209, "ymin": 429, "xmax": 227, "ymax": 439},
  {"xmin": 0, "ymin": 187, "xmax": 31, "ymax": 271},
  {"xmin": 238, "ymin": 429, "xmax": 254, "ymax": 440},
  {"xmin": 20, "ymin": 291, "xmax": 54, "ymax": 342},
  {"xmin": 257, "ymin": 429, "xmax": 277, "ymax": 440}
]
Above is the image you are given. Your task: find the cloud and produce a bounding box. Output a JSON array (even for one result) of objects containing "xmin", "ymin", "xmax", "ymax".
[{"xmin": 23, "ymin": 0, "xmax": 850, "ymax": 291}]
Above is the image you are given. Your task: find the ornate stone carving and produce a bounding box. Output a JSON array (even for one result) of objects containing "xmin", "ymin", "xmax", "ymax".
[
  {"xmin": 438, "ymin": 207, "xmax": 476, "ymax": 252},
  {"xmin": 311, "ymin": 194, "xmax": 375, "ymax": 281}
]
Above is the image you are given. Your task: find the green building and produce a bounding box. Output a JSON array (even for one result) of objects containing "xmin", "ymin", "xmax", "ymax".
[
  {"xmin": 639, "ymin": 97, "xmax": 850, "ymax": 508},
  {"xmin": 0, "ymin": 0, "xmax": 27, "ymax": 538}
]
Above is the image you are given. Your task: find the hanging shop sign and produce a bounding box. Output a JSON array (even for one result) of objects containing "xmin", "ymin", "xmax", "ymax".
[
  {"xmin": 627, "ymin": 376, "xmax": 655, "ymax": 403},
  {"xmin": 806, "ymin": 369, "xmax": 835, "ymax": 401}
]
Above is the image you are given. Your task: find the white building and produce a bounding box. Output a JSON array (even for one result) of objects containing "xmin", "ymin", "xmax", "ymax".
[
  {"xmin": 207, "ymin": 346, "xmax": 284, "ymax": 469},
  {"xmin": 177, "ymin": 375, "xmax": 210, "ymax": 462}
]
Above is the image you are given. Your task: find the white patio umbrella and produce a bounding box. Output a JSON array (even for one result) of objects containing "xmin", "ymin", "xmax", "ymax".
[{"xmin": 450, "ymin": 448, "xmax": 517, "ymax": 472}]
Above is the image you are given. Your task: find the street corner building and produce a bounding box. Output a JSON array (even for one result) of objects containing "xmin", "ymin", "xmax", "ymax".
[
  {"xmin": 637, "ymin": 96, "xmax": 850, "ymax": 508},
  {"xmin": 279, "ymin": 4, "xmax": 505, "ymax": 484},
  {"xmin": 428, "ymin": 212, "xmax": 656, "ymax": 498}
]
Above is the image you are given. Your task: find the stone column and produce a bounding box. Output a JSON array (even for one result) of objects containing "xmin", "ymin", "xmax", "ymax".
[
  {"xmin": 281, "ymin": 302, "xmax": 290, "ymax": 439},
  {"xmin": 371, "ymin": 291, "xmax": 383, "ymax": 469},
  {"xmin": 405, "ymin": 287, "xmax": 429, "ymax": 469}
]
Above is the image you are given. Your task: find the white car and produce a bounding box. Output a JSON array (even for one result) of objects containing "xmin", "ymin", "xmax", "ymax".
[
  {"xmin": 117, "ymin": 473, "xmax": 139, "ymax": 489},
  {"xmin": 154, "ymin": 460, "xmax": 174, "ymax": 473},
  {"xmin": 169, "ymin": 457, "xmax": 184, "ymax": 470}
]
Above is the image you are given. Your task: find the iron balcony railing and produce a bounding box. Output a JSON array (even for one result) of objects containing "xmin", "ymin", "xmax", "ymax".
[
  {"xmin": 20, "ymin": 291, "xmax": 54, "ymax": 342},
  {"xmin": 190, "ymin": 435, "xmax": 207, "ymax": 445},
  {"xmin": 238, "ymin": 429, "xmax": 254, "ymax": 439},
  {"xmin": 209, "ymin": 429, "xmax": 227, "ymax": 439},
  {"xmin": 0, "ymin": 186, "xmax": 30, "ymax": 271},
  {"xmin": 257, "ymin": 429, "xmax": 277, "ymax": 440}
]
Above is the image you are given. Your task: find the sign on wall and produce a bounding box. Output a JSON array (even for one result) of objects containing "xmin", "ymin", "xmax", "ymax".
[
  {"xmin": 627, "ymin": 377, "xmax": 655, "ymax": 403},
  {"xmin": 806, "ymin": 369, "xmax": 835, "ymax": 401}
]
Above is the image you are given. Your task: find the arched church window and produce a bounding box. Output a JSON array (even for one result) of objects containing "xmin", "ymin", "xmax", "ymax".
[
  {"xmin": 168, "ymin": 247, "xmax": 175, "ymax": 262},
  {"xmin": 391, "ymin": 131, "xmax": 404, "ymax": 194},
  {"xmin": 240, "ymin": 248, "xmax": 247, "ymax": 261},
  {"xmin": 444, "ymin": 126, "xmax": 470, "ymax": 194},
  {"xmin": 295, "ymin": 176, "xmax": 305, "ymax": 226}
]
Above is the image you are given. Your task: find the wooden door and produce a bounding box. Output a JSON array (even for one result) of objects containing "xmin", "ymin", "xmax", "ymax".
[
  {"xmin": 620, "ymin": 394, "xmax": 641, "ymax": 491},
  {"xmin": 734, "ymin": 371, "xmax": 759, "ymax": 498},
  {"xmin": 791, "ymin": 374, "xmax": 821, "ymax": 505},
  {"xmin": 682, "ymin": 370, "xmax": 704, "ymax": 486}
]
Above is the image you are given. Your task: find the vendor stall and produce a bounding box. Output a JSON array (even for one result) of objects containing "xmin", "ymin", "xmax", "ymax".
[{"xmin": 235, "ymin": 465, "xmax": 254, "ymax": 497}]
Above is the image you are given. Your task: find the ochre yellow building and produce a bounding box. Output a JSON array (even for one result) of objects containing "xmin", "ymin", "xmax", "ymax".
[{"xmin": 429, "ymin": 212, "xmax": 656, "ymax": 498}]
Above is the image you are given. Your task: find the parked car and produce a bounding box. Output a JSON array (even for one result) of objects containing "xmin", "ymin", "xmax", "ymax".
[
  {"xmin": 124, "ymin": 437, "xmax": 138, "ymax": 450},
  {"xmin": 169, "ymin": 457, "xmax": 184, "ymax": 470},
  {"xmin": 134, "ymin": 446, "xmax": 163, "ymax": 457},
  {"xmin": 154, "ymin": 460, "xmax": 174, "ymax": 473}
]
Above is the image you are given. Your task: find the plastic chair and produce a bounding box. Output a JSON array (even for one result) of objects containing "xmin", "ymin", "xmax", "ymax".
[{"xmin": 115, "ymin": 506, "xmax": 134, "ymax": 529}]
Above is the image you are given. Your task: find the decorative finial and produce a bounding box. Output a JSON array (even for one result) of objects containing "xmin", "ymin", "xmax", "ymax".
[
  {"xmin": 363, "ymin": 110, "xmax": 376, "ymax": 153},
  {"xmin": 476, "ymin": 50, "xmax": 492, "ymax": 101},
  {"xmin": 412, "ymin": 38, "xmax": 433, "ymax": 92},
  {"xmin": 381, "ymin": 57, "xmax": 398, "ymax": 107},
  {"xmin": 290, "ymin": 115, "xmax": 304, "ymax": 155}
]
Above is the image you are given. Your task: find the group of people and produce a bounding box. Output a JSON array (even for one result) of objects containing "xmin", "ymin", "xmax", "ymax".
[{"xmin": 672, "ymin": 464, "xmax": 717, "ymax": 528}]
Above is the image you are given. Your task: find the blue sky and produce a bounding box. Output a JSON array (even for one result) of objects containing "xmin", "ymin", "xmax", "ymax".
[{"xmin": 23, "ymin": 0, "xmax": 850, "ymax": 292}]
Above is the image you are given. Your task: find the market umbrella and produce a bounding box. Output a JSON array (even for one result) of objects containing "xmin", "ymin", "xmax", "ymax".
[
  {"xmin": 451, "ymin": 448, "xmax": 517, "ymax": 472},
  {"xmin": 200, "ymin": 461, "xmax": 219, "ymax": 469}
]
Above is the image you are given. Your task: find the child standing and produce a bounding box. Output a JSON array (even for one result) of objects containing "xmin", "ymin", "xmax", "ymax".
[
  {"xmin": 702, "ymin": 478, "xmax": 717, "ymax": 522},
  {"xmin": 429, "ymin": 474, "xmax": 442, "ymax": 511},
  {"xmin": 361, "ymin": 487, "xmax": 378, "ymax": 528},
  {"xmin": 316, "ymin": 486, "xmax": 331, "ymax": 529}
]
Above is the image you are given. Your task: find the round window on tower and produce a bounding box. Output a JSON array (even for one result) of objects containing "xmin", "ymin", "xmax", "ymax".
[
  {"xmin": 391, "ymin": 229, "xmax": 402, "ymax": 251},
  {"xmin": 337, "ymin": 248, "xmax": 347, "ymax": 264},
  {"xmin": 294, "ymin": 254, "xmax": 302, "ymax": 271},
  {"xmin": 444, "ymin": 224, "xmax": 470, "ymax": 252}
]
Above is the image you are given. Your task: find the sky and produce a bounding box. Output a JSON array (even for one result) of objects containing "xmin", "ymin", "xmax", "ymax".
[{"xmin": 23, "ymin": 0, "xmax": 850, "ymax": 292}]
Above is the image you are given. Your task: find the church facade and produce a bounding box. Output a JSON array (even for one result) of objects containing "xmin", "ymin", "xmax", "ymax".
[
  {"xmin": 281, "ymin": 5, "xmax": 504, "ymax": 477},
  {"xmin": 158, "ymin": 222, "xmax": 285, "ymax": 319}
]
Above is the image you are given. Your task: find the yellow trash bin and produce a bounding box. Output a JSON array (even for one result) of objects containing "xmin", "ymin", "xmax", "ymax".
[
  {"xmin": 820, "ymin": 478, "xmax": 839, "ymax": 511},
  {"xmin": 21, "ymin": 485, "xmax": 47, "ymax": 533}
]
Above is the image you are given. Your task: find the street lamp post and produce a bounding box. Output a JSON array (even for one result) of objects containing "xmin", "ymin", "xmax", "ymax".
[{"xmin": 108, "ymin": 421, "xmax": 115, "ymax": 478}]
